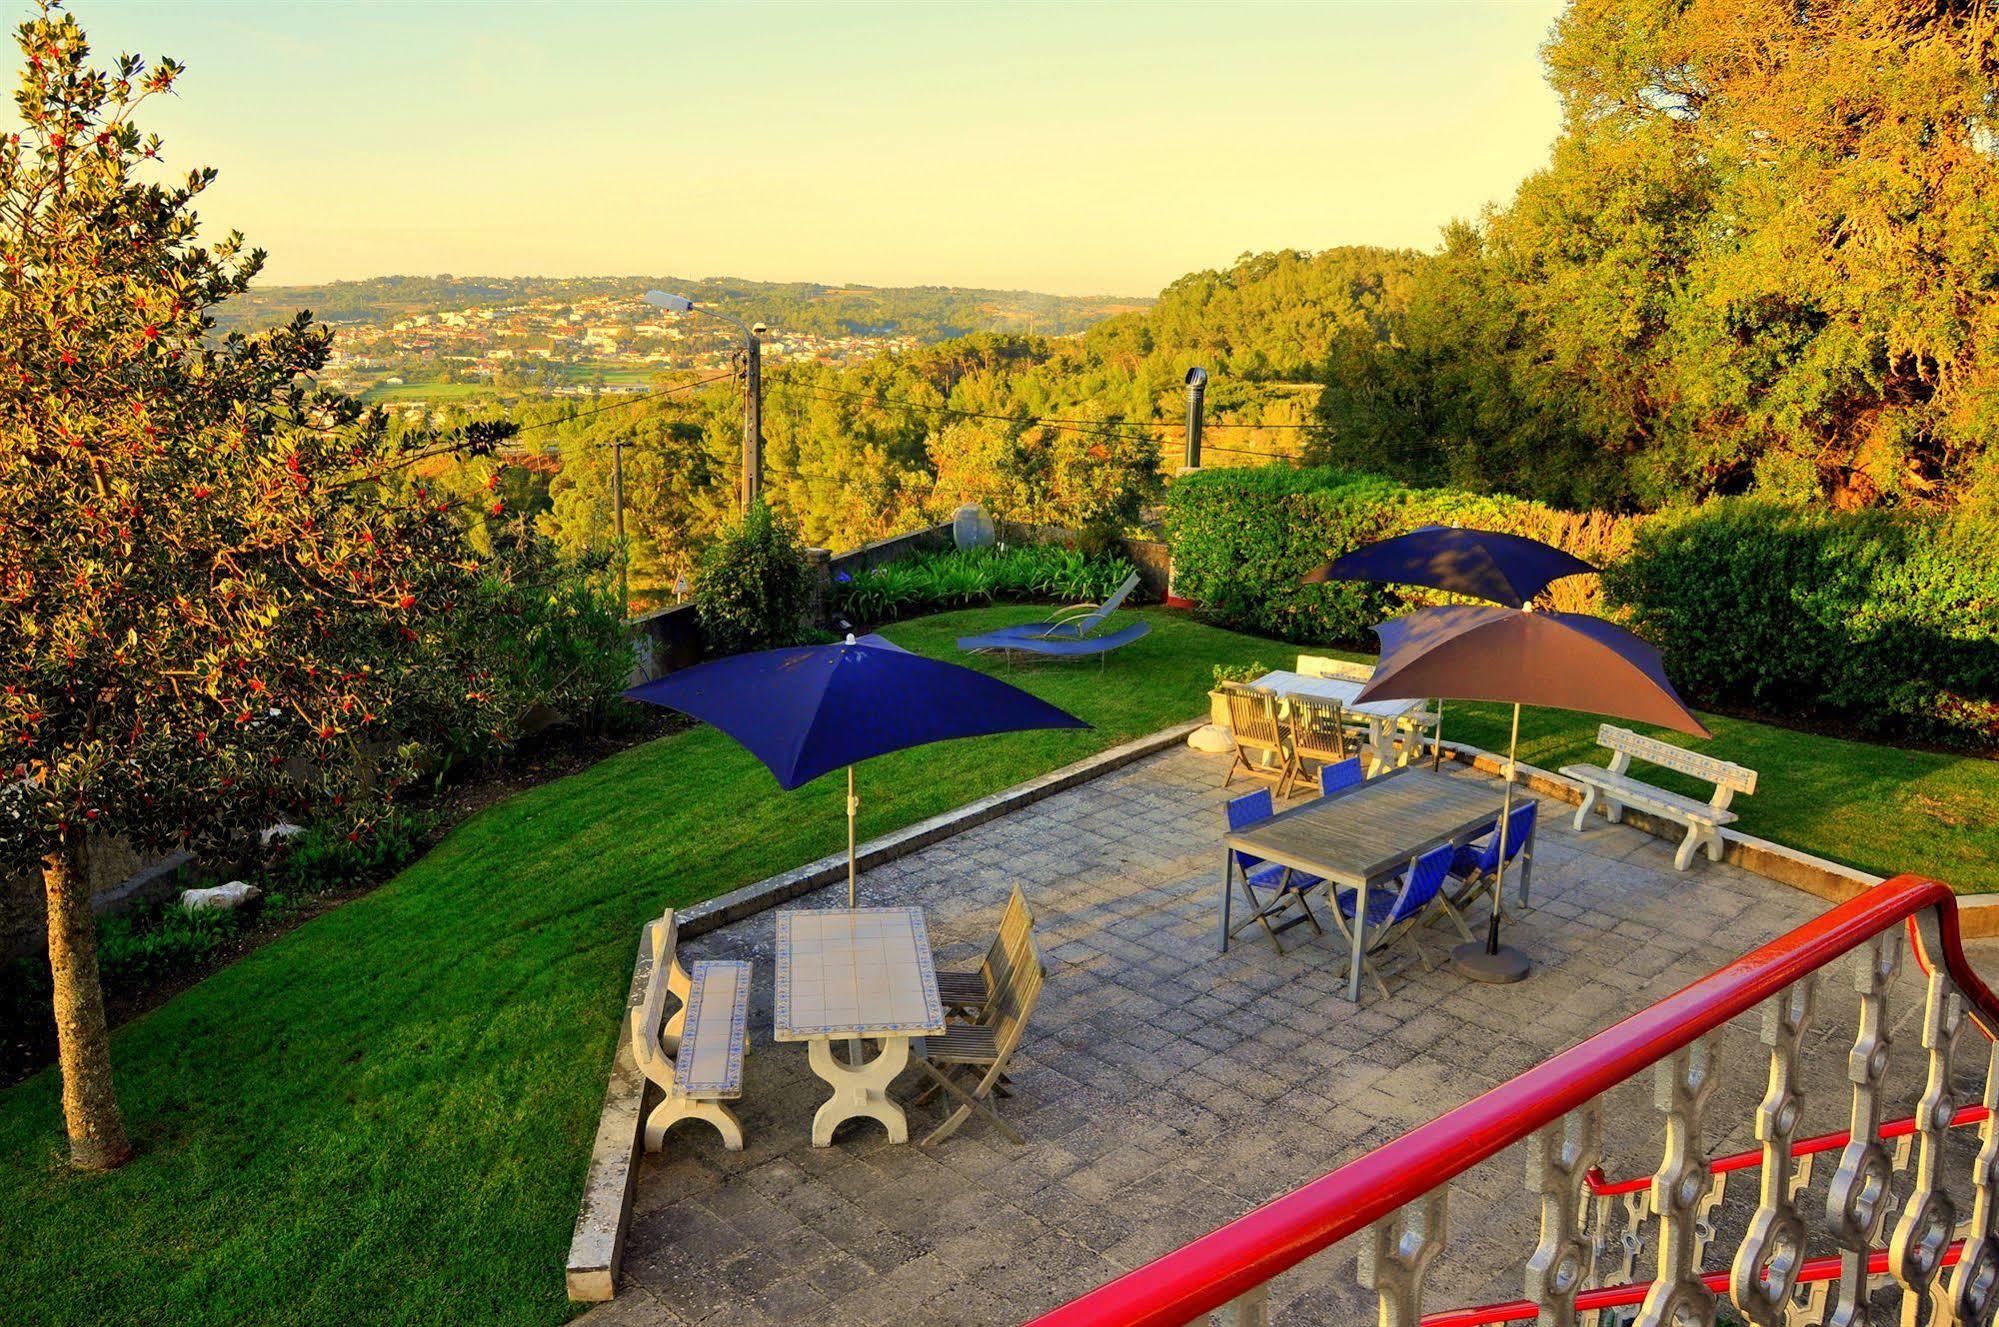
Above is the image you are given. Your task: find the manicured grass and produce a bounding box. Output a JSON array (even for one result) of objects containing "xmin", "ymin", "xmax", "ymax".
[
  {"xmin": 1, "ymin": 605, "xmax": 1993, "ymax": 1327},
  {"xmin": 1436, "ymin": 700, "xmax": 1999, "ymax": 893}
]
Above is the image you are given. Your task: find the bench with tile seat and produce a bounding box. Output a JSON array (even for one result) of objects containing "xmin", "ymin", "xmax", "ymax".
[
  {"xmin": 1560, "ymin": 724, "xmax": 1758, "ymax": 871},
  {"xmin": 629, "ymin": 908, "xmax": 751, "ymax": 1152}
]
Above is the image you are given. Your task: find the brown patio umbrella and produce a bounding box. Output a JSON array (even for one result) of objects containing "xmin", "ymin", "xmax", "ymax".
[{"xmin": 1355, "ymin": 603, "xmax": 1709, "ymax": 983}]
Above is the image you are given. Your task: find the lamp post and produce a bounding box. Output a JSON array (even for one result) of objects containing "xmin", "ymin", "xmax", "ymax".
[{"xmin": 643, "ymin": 289, "xmax": 764, "ymax": 511}]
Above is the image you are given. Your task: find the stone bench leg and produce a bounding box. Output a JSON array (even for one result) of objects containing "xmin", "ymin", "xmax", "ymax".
[
  {"xmin": 1672, "ymin": 820, "xmax": 1705, "ymax": 872},
  {"xmin": 644, "ymin": 1094, "xmax": 745, "ymax": 1152},
  {"xmin": 1571, "ymin": 785, "xmax": 1599, "ymax": 833}
]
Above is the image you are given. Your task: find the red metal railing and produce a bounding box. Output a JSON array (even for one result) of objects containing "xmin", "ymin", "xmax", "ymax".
[
  {"xmin": 1023, "ymin": 874, "xmax": 1999, "ymax": 1327},
  {"xmin": 1417, "ymin": 1242, "xmax": 1967, "ymax": 1327},
  {"xmin": 1581, "ymin": 1105, "xmax": 1994, "ymax": 1198}
]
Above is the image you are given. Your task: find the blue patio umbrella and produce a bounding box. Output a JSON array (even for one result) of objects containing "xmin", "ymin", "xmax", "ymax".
[
  {"xmin": 1302, "ymin": 525, "xmax": 1599, "ymax": 609},
  {"xmin": 625, "ymin": 634, "xmax": 1088, "ymax": 904},
  {"xmin": 1356, "ymin": 603, "xmax": 1707, "ymax": 983},
  {"xmin": 1304, "ymin": 525, "xmax": 1603, "ymax": 770}
]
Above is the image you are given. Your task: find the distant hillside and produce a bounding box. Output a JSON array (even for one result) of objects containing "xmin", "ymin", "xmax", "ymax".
[{"xmin": 211, "ymin": 274, "xmax": 1149, "ymax": 342}]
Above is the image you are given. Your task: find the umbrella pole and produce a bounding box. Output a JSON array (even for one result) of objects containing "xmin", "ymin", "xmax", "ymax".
[
  {"xmin": 847, "ymin": 765, "xmax": 858, "ymax": 908},
  {"xmin": 1453, "ymin": 702, "xmax": 1531, "ymax": 984}
]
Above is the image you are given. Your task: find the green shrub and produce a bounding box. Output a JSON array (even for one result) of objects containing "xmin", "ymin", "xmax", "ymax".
[
  {"xmin": 1605, "ymin": 501, "xmax": 1999, "ymax": 745},
  {"xmin": 1212, "ymin": 660, "xmax": 1270, "ymax": 687},
  {"xmin": 95, "ymin": 899, "xmax": 252, "ymax": 995},
  {"xmin": 271, "ymin": 808, "xmax": 434, "ymax": 896},
  {"xmin": 695, "ymin": 501, "xmax": 812, "ymax": 655},
  {"xmin": 830, "ymin": 544, "xmax": 1137, "ymax": 627},
  {"xmin": 1163, "ymin": 466, "xmax": 1641, "ymax": 644}
]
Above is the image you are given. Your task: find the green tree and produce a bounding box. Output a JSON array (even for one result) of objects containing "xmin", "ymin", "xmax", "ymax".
[
  {"xmin": 0, "ymin": 6, "xmax": 502, "ymax": 1167},
  {"xmin": 1319, "ymin": 0, "xmax": 1999, "ymax": 512}
]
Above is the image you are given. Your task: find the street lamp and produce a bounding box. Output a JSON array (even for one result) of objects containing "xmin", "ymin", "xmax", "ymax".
[{"xmin": 643, "ymin": 290, "xmax": 764, "ymax": 512}]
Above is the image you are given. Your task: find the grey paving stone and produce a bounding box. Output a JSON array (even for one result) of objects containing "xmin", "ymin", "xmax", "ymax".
[{"xmin": 579, "ymin": 743, "xmax": 1996, "ymax": 1326}]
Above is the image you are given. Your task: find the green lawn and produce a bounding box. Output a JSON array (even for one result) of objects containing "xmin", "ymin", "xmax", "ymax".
[{"xmin": 0, "ymin": 605, "xmax": 1993, "ymax": 1327}]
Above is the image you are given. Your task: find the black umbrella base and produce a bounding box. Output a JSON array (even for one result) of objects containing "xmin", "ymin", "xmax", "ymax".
[{"xmin": 1452, "ymin": 941, "xmax": 1532, "ymax": 984}]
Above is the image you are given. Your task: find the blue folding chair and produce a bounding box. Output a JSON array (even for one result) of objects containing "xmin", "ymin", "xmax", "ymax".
[
  {"xmin": 1224, "ymin": 790, "xmax": 1324, "ymax": 953},
  {"xmin": 1327, "ymin": 842, "xmax": 1470, "ymax": 999},
  {"xmin": 1447, "ymin": 800, "xmax": 1538, "ymax": 913},
  {"xmin": 1318, "ymin": 758, "xmax": 1365, "ymax": 798}
]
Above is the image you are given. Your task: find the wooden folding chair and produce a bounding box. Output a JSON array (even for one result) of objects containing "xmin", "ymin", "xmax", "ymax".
[
  {"xmin": 913, "ymin": 939, "xmax": 1045, "ymax": 1146},
  {"xmin": 935, "ymin": 886, "xmax": 1032, "ymax": 1022},
  {"xmin": 1220, "ymin": 682, "xmax": 1299, "ymax": 798},
  {"xmin": 1286, "ymin": 694, "xmax": 1349, "ymax": 779}
]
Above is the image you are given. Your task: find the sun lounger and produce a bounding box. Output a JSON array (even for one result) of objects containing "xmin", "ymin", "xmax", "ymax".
[
  {"xmin": 954, "ymin": 620, "xmax": 1150, "ymax": 666},
  {"xmin": 975, "ymin": 571, "xmax": 1141, "ymax": 642}
]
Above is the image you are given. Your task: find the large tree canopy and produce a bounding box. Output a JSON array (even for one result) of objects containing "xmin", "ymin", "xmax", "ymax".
[
  {"xmin": 1317, "ymin": 0, "xmax": 1999, "ymax": 513},
  {"xmin": 0, "ymin": 3, "xmax": 517, "ymax": 1167}
]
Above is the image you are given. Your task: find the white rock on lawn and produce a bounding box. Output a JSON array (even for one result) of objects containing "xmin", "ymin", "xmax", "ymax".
[
  {"xmin": 181, "ymin": 881, "xmax": 262, "ymax": 912},
  {"xmin": 1187, "ymin": 724, "xmax": 1234, "ymax": 754}
]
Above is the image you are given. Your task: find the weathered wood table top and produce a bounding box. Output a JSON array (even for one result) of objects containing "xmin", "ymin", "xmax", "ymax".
[{"xmin": 1223, "ymin": 766, "xmax": 1515, "ymax": 886}]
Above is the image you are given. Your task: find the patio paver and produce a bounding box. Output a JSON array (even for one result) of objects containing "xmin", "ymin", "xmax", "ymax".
[{"xmin": 585, "ymin": 743, "xmax": 1984, "ymax": 1326}]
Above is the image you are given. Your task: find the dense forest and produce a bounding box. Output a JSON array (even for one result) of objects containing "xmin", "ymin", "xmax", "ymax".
[{"xmin": 211, "ymin": 273, "xmax": 1148, "ymax": 341}]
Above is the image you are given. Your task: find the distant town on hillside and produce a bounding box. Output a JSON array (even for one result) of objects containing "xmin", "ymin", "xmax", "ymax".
[{"xmin": 211, "ymin": 274, "xmax": 1151, "ymax": 406}]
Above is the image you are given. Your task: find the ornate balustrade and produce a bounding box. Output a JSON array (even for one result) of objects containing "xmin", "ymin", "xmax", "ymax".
[{"xmin": 1023, "ymin": 875, "xmax": 1999, "ymax": 1327}]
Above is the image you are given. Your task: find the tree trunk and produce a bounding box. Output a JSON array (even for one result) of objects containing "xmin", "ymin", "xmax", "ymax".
[{"xmin": 42, "ymin": 828, "xmax": 131, "ymax": 1170}]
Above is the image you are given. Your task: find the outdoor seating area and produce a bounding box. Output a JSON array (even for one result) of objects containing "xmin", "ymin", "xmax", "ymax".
[{"xmin": 589, "ymin": 743, "xmax": 1836, "ymax": 1326}]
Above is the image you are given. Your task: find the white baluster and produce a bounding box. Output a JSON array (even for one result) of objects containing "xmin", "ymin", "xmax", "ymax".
[
  {"xmin": 1528, "ymin": 1104, "xmax": 1604, "ymax": 1327},
  {"xmin": 1359, "ymin": 1191, "xmax": 1450, "ymax": 1327},
  {"xmin": 1888, "ymin": 965, "xmax": 1965, "ymax": 1318},
  {"xmin": 1826, "ymin": 930, "xmax": 1902, "ymax": 1327},
  {"xmin": 1732, "ymin": 977, "xmax": 1816, "ymax": 1326},
  {"xmin": 1635, "ymin": 1037, "xmax": 1720, "ymax": 1327}
]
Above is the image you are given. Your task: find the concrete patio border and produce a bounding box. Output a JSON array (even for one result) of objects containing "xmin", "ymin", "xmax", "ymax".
[{"xmin": 564, "ymin": 716, "xmax": 1204, "ymax": 1302}]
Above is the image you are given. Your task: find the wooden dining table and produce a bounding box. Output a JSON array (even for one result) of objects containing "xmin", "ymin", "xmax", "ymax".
[{"xmin": 1220, "ymin": 766, "xmax": 1534, "ymax": 1001}]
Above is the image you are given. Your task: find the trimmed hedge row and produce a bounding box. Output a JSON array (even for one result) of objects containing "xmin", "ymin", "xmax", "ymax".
[
  {"xmin": 1607, "ymin": 501, "xmax": 1999, "ymax": 746},
  {"xmin": 1163, "ymin": 467, "xmax": 1639, "ymax": 643},
  {"xmin": 830, "ymin": 545, "xmax": 1136, "ymax": 628},
  {"xmin": 1164, "ymin": 467, "xmax": 1999, "ymax": 747}
]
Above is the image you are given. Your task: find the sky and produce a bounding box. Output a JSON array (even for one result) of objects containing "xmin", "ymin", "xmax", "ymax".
[{"xmin": 76, "ymin": 0, "xmax": 1566, "ymax": 298}]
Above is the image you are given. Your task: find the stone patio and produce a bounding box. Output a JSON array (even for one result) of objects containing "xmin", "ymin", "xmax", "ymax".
[{"xmin": 584, "ymin": 744, "xmax": 1991, "ymax": 1327}]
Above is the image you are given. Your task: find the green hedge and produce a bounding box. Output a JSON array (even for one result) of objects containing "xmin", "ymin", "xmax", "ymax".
[
  {"xmin": 1163, "ymin": 466, "xmax": 1638, "ymax": 643},
  {"xmin": 1164, "ymin": 467, "xmax": 1999, "ymax": 747},
  {"xmin": 1605, "ymin": 501, "xmax": 1999, "ymax": 745},
  {"xmin": 830, "ymin": 544, "xmax": 1136, "ymax": 628}
]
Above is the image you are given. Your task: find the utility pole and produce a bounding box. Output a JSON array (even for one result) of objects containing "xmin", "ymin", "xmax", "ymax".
[
  {"xmin": 639, "ymin": 290, "xmax": 764, "ymax": 512},
  {"xmin": 612, "ymin": 440, "xmax": 628, "ymax": 616},
  {"xmin": 742, "ymin": 323, "xmax": 766, "ymax": 511},
  {"xmin": 1183, "ymin": 366, "xmax": 1208, "ymax": 470}
]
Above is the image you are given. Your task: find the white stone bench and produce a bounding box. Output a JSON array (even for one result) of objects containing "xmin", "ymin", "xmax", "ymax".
[
  {"xmin": 629, "ymin": 909, "xmax": 750, "ymax": 1152},
  {"xmin": 1560, "ymin": 724, "xmax": 1758, "ymax": 871}
]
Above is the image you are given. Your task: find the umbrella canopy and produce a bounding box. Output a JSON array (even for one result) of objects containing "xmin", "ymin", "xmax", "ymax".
[
  {"xmin": 1303, "ymin": 525, "xmax": 1598, "ymax": 609},
  {"xmin": 1357, "ymin": 604, "xmax": 1709, "ymax": 738},
  {"xmin": 626, "ymin": 633, "xmax": 1087, "ymax": 790},
  {"xmin": 625, "ymin": 634, "xmax": 1088, "ymax": 904},
  {"xmin": 1354, "ymin": 603, "xmax": 1707, "ymax": 982}
]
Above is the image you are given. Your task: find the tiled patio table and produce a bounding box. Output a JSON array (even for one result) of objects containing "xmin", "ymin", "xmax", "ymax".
[
  {"xmin": 1221, "ymin": 766, "xmax": 1531, "ymax": 1000},
  {"xmin": 774, "ymin": 906, "xmax": 948, "ymax": 1146},
  {"xmin": 1250, "ymin": 669, "xmax": 1428, "ymax": 774}
]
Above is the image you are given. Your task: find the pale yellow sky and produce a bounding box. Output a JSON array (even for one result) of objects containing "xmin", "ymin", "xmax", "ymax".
[{"xmin": 84, "ymin": 0, "xmax": 1566, "ymax": 296}]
